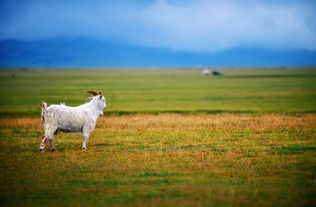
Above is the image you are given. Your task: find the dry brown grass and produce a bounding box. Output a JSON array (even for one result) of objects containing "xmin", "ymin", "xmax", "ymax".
[
  {"xmin": 1, "ymin": 113, "xmax": 315, "ymax": 130},
  {"xmin": 0, "ymin": 114, "xmax": 315, "ymax": 206}
]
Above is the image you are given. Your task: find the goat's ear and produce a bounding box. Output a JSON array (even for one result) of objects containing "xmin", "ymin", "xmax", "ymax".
[
  {"xmin": 86, "ymin": 97, "xmax": 93, "ymax": 101},
  {"xmin": 98, "ymin": 91, "xmax": 103, "ymax": 100}
]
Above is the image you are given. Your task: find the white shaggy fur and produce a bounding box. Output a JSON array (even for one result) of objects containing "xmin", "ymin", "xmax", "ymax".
[{"xmin": 39, "ymin": 94, "xmax": 106, "ymax": 151}]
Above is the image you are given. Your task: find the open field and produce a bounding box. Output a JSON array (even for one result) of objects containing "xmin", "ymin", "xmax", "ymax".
[
  {"xmin": 0, "ymin": 68, "xmax": 315, "ymax": 115},
  {"xmin": 0, "ymin": 114, "xmax": 315, "ymax": 206},
  {"xmin": 0, "ymin": 68, "xmax": 316, "ymax": 206}
]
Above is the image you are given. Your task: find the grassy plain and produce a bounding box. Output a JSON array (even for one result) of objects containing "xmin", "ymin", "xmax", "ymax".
[
  {"xmin": 0, "ymin": 68, "xmax": 315, "ymax": 115},
  {"xmin": 0, "ymin": 68, "xmax": 315, "ymax": 206}
]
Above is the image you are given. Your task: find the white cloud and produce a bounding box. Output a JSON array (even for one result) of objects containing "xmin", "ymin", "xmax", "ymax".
[{"xmin": 0, "ymin": 0, "xmax": 315, "ymax": 52}]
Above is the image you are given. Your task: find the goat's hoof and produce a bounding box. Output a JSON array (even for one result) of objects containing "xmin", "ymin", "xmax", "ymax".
[
  {"xmin": 51, "ymin": 148, "xmax": 55, "ymax": 152},
  {"xmin": 39, "ymin": 149, "xmax": 45, "ymax": 152},
  {"xmin": 81, "ymin": 147, "xmax": 87, "ymax": 150}
]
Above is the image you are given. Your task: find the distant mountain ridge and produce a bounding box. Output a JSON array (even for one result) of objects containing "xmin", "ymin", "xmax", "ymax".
[{"xmin": 1, "ymin": 37, "xmax": 316, "ymax": 67}]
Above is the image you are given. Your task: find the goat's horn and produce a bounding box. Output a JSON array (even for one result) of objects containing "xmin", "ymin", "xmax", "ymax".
[{"xmin": 83, "ymin": 90, "xmax": 99, "ymax": 96}]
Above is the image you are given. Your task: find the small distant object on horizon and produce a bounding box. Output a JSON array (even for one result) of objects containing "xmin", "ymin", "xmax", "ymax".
[
  {"xmin": 21, "ymin": 67, "xmax": 28, "ymax": 71},
  {"xmin": 202, "ymin": 68, "xmax": 211, "ymax": 76},
  {"xmin": 202, "ymin": 68, "xmax": 223, "ymax": 76},
  {"xmin": 212, "ymin": 70, "xmax": 222, "ymax": 76}
]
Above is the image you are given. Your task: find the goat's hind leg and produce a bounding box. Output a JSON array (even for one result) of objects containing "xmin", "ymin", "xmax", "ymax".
[
  {"xmin": 40, "ymin": 129, "xmax": 56, "ymax": 152},
  {"xmin": 49, "ymin": 138, "xmax": 56, "ymax": 151},
  {"xmin": 39, "ymin": 135, "xmax": 47, "ymax": 151},
  {"xmin": 48, "ymin": 130, "xmax": 58, "ymax": 151}
]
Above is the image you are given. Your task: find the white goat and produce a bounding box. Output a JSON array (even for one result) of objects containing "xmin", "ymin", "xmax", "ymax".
[{"xmin": 39, "ymin": 91, "xmax": 106, "ymax": 151}]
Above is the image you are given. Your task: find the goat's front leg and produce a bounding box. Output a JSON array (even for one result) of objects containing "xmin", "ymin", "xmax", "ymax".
[
  {"xmin": 82, "ymin": 134, "xmax": 89, "ymax": 149},
  {"xmin": 39, "ymin": 135, "xmax": 47, "ymax": 151}
]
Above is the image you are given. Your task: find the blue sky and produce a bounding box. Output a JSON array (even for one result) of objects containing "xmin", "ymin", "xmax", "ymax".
[{"xmin": 1, "ymin": 0, "xmax": 316, "ymax": 54}]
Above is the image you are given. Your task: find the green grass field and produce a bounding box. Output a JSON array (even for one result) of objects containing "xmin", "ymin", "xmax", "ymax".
[
  {"xmin": 0, "ymin": 68, "xmax": 315, "ymax": 115},
  {"xmin": 0, "ymin": 68, "xmax": 315, "ymax": 206}
]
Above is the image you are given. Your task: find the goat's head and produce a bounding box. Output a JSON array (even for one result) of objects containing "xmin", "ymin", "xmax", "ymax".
[{"xmin": 84, "ymin": 90, "xmax": 107, "ymax": 115}]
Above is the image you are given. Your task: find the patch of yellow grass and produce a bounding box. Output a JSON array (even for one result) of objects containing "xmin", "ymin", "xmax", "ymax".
[{"xmin": 1, "ymin": 113, "xmax": 314, "ymax": 130}]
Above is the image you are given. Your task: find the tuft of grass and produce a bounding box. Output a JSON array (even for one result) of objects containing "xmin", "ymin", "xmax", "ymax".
[
  {"xmin": 272, "ymin": 144, "xmax": 316, "ymax": 155},
  {"xmin": 133, "ymin": 170, "xmax": 182, "ymax": 178}
]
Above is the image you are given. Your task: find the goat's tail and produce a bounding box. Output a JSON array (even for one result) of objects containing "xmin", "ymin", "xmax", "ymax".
[{"xmin": 40, "ymin": 101, "xmax": 47, "ymax": 124}]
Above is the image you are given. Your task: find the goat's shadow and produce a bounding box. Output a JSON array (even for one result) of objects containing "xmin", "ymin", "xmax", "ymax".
[{"xmin": 35, "ymin": 142, "xmax": 115, "ymax": 153}]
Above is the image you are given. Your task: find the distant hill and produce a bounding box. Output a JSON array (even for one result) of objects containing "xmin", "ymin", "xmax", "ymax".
[{"xmin": 0, "ymin": 38, "xmax": 315, "ymax": 67}]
